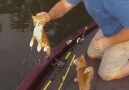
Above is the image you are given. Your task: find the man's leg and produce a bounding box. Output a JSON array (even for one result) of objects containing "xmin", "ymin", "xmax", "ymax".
[
  {"xmin": 87, "ymin": 29, "xmax": 104, "ymax": 59},
  {"xmin": 119, "ymin": 61, "xmax": 129, "ymax": 78},
  {"xmin": 98, "ymin": 42, "xmax": 129, "ymax": 81}
]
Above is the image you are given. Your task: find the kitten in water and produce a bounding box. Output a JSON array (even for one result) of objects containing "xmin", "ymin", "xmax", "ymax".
[
  {"xmin": 30, "ymin": 16, "xmax": 51, "ymax": 57},
  {"xmin": 74, "ymin": 55, "xmax": 94, "ymax": 90}
]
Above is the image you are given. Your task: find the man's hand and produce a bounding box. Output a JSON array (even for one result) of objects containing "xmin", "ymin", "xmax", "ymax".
[
  {"xmin": 36, "ymin": 12, "xmax": 51, "ymax": 22},
  {"xmin": 93, "ymin": 36, "xmax": 113, "ymax": 52},
  {"xmin": 36, "ymin": 0, "xmax": 74, "ymax": 22}
]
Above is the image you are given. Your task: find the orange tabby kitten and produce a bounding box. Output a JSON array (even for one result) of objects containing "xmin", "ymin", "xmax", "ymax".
[
  {"xmin": 74, "ymin": 55, "xmax": 94, "ymax": 90},
  {"xmin": 30, "ymin": 16, "xmax": 51, "ymax": 57}
]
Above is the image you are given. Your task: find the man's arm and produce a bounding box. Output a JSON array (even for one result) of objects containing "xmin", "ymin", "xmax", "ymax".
[
  {"xmin": 48, "ymin": 0, "xmax": 74, "ymax": 20},
  {"xmin": 94, "ymin": 28, "xmax": 129, "ymax": 52},
  {"xmin": 37, "ymin": 0, "xmax": 74, "ymax": 22},
  {"xmin": 105, "ymin": 1, "xmax": 129, "ymax": 44},
  {"xmin": 109, "ymin": 28, "xmax": 129, "ymax": 44}
]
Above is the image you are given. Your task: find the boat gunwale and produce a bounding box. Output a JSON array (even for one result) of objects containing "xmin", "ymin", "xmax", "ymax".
[{"xmin": 16, "ymin": 21, "xmax": 98, "ymax": 90}]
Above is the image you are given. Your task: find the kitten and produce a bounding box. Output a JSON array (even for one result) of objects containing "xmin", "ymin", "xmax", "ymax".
[
  {"xmin": 74, "ymin": 55, "xmax": 94, "ymax": 90},
  {"xmin": 30, "ymin": 16, "xmax": 51, "ymax": 57}
]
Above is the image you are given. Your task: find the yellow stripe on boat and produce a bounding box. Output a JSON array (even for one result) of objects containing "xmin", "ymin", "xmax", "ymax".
[
  {"xmin": 43, "ymin": 80, "xmax": 52, "ymax": 90},
  {"xmin": 58, "ymin": 55, "xmax": 75, "ymax": 90},
  {"xmin": 65, "ymin": 51, "xmax": 71, "ymax": 60}
]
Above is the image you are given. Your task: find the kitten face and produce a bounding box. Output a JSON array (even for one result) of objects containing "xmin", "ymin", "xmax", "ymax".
[
  {"xmin": 32, "ymin": 16, "xmax": 46, "ymax": 26},
  {"xmin": 74, "ymin": 55, "xmax": 87, "ymax": 69}
]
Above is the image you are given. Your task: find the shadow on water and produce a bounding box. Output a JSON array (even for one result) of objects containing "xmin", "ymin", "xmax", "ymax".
[{"xmin": 0, "ymin": 0, "xmax": 93, "ymax": 90}]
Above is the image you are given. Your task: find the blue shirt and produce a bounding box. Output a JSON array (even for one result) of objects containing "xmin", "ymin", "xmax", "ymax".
[{"xmin": 67, "ymin": 0, "xmax": 129, "ymax": 36}]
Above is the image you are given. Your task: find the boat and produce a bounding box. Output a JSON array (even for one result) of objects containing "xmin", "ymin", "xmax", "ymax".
[{"xmin": 16, "ymin": 21, "xmax": 129, "ymax": 90}]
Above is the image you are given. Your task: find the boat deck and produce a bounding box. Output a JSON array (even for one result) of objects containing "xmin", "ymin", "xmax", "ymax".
[
  {"xmin": 42, "ymin": 28, "xmax": 129, "ymax": 90},
  {"xmin": 17, "ymin": 23, "xmax": 129, "ymax": 90}
]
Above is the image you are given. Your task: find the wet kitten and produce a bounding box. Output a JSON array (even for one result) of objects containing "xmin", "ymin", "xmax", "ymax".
[
  {"xmin": 30, "ymin": 16, "xmax": 51, "ymax": 57},
  {"xmin": 74, "ymin": 55, "xmax": 94, "ymax": 90}
]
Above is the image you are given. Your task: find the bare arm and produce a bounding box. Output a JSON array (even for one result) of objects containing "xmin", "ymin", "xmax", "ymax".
[
  {"xmin": 94, "ymin": 28, "xmax": 129, "ymax": 52},
  {"xmin": 37, "ymin": 0, "xmax": 74, "ymax": 22},
  {"xmin": 48, "ymin": 0, "xmax": 74, "ymax": 20}
]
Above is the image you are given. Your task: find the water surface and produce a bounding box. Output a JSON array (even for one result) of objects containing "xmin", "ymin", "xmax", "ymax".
[{"xmin": 0, "ymin": 0, "xmax": 93, "ymax": 90}]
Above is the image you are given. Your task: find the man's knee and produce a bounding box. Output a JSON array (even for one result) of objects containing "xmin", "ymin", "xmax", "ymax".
[
  {"xmin": 87, "ymin": 53, "xmax": 97, "ymax": 60},
  {"xmin": 98, "ymin": 69, "xmax": 115, "ymax": 81}
]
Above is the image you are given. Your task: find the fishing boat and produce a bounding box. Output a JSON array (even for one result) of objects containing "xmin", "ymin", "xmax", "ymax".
[{"xmin": 16, "ymin": 21, "xmax": 129, "ymax": 90}]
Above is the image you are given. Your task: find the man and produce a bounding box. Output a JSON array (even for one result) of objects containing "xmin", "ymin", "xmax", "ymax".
[{"xmin": 37, "ymin": 0, "xmax": 129, "ymax": 81}]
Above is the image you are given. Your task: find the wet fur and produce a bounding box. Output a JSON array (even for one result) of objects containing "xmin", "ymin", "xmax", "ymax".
[
  {"xmin": 74, "ymin": 55, "xmax": 94, "ymax": 90},
  {"xmin": 30, "ymin": 16, "xmax": 51, "ymax": 56}
]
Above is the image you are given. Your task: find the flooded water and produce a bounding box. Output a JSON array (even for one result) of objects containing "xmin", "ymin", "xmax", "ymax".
[{"xmin": 0, "ymin": 0, "xmax": 93, "ymax": 90}]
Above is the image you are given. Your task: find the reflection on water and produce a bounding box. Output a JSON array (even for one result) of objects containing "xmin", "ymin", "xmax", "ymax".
[{"xmin": 0, "ymin": 0, "xmax": 93, "ymax": 90}]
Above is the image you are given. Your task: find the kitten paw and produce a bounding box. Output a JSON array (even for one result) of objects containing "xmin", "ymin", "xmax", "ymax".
[
  {"xmin": 84, "ymin": 67, "xmax": 93, "ymax": 74},
  {"xmin": 29, "ymin": 41, "xmax": 34, "ymax": 47},
  {"xmin": 74, "ymin": 78, "xmax": 77, "ymax": 82},
  {"xmin": 37, "ymin": 46, "xmax": 42, "ymax": 52},
  {"xmin": 73, "ymin": 59, "xmax": 77, "ymax": 64},
  {"xmin": 44, "ymin": 46, "xmax": 49, "ymax": 51}
]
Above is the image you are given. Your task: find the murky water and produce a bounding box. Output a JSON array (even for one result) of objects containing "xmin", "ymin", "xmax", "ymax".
[{"xmin": 0, "ymin": 0, "xmax": 93, "ymax": 90}]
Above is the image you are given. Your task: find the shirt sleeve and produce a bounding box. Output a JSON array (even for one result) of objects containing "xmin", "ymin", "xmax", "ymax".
[
  {"xmin": 105, "ymin": 0, "xmax": 129, "ymax": 28},
  {"xmin": 67, "ymin": 0, "xmax": 81, "ymax": 6}
]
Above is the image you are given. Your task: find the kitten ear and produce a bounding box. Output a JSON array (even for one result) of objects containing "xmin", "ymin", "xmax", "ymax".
[
  {"xmin": 80, "ymin": 54, "xmax": 85, "ymax": 59},
  {"xmin": 32, "ymin": 16, "xmax": 36, "ymax": 19},
  {"xmin": 76, "ymin": 68, "xmax": 78, "ymax": 70}
]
